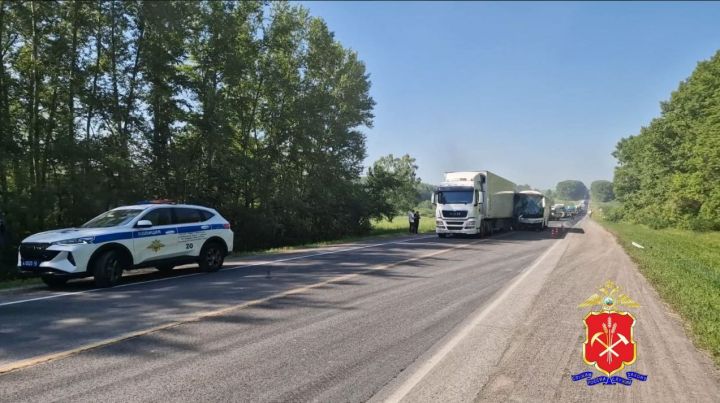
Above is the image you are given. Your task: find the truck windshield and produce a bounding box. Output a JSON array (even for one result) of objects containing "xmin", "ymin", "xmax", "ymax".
[
  {"xmin": 437, "ymin": 191, "xmax": 474, "ymax": 204},
  {"xmin": 81, "ymin": 209, "xmax": 143, "ymax": 228}
]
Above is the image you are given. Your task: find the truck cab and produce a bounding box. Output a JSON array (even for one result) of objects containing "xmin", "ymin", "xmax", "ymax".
[{"xmin": 432, "ymin": 171, "xmax": 516, "ymax": 238}]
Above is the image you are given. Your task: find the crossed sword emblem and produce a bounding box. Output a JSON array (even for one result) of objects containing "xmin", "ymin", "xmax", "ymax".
[{"xmin": 590, "ymin": 318, "xmax": 630, "ymax": 363}]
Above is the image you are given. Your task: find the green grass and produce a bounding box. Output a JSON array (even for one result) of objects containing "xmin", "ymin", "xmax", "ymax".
[
  {"xmin": 0, "ymin": 277, "xmax": 41, "ymax": 291},
  {"xmin": 229, "ymin": 215, "xmax": 435, "ymax": 258},
  {"xmin": 595, "ymin": 216, "xmax": 720, "ymax": 365},
  {"xmin": 589, "ymin": 200, "xmax": 620, "ymax": 214},
  {"xmin": 370, "ymin": 215, "xmax": 436, "ymax": 236}
]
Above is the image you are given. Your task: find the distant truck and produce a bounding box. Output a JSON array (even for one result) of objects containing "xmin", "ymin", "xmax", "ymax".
[
  {"xmin": 565, "ymin": 204, "xmax": 577, "ymax": 217},
  {"xmin": 432, "ymin": 171, "xmax": 516, "ymax": 238},
  {"xmin": 514, "ymin": 190, "xmax": 551, "ymax": 230},
  {"xmin": 551, "ymin": 204, "xmax": 566, "ymax": 220}
]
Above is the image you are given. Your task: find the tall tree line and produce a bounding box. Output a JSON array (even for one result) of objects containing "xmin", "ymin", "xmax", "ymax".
[
  {"xmin": 0, "ymin": 0, "xmax": 382, "ymax": 272},
  {"xmin": 613, "ymin": 50, "xmax": 720, "ymax": 230}
]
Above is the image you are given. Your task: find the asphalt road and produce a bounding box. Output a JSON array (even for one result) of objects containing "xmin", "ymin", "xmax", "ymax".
[{"xmin": 0, "ymin": 218, "xmax": 717, "ymax": 402}]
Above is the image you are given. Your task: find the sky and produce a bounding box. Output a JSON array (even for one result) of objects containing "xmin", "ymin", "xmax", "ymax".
[{"xmin": 300, "ymin": 1, "xmax": 720, "ymax": 190}]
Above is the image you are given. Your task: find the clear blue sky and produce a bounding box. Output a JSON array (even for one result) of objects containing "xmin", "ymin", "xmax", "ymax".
[{"xmin": 301, "ymin": 1, "xmax": 720, "ymax": 190}]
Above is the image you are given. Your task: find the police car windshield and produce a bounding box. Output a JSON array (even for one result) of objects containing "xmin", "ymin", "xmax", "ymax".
[{"xmin": 81, "ymin": 209, "xmax": 142, "ymax": 228}]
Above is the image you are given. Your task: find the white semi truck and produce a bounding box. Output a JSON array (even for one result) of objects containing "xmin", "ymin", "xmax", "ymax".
[
  {"xmin": 513, "ymin": 190, "xmax": 551, "ymax": 230},
  {"xmin": 432, "ymin": 171, "xmax": 516, "ymax": 238}
]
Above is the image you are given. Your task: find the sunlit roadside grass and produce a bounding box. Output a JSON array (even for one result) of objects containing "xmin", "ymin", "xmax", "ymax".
[
  {"xmin": 595, "ymin": 216, "xmax": 720, "ymax": 365},
  {"xmin": 370, "ymin": 214, "xmax": 436, "ymax": 236},
  {"xmin": 230, "ymin": 215, "xmax": 436, "ymax": 258}
]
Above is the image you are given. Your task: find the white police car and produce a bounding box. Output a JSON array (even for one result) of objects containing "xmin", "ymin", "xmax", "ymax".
[{"xmin": 18, "ymin": 202, "xmax": 234, "ymax": 288}]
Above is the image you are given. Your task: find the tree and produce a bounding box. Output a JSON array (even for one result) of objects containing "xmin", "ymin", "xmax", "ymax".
[
  {"xmin": 613, "ymin": 50, "xmax": 720, "ymax": 229},
  {"xmin": 590, "ymin": 180, "xmax": 615, "ymax": 202},
  {"xmin": 415, "ymin": 182, "xmax": 435, "ymax": 204},
  {"xmin": 0, "ymin": 0, "xmax": 378, "ymax": 278},
  {"xmin": 366, "ymin": 154, "xmax": 421, "ymax": 220},
  {"xmin": 555, "ymin": 180, "xmax": 588, "ymax": 201}
]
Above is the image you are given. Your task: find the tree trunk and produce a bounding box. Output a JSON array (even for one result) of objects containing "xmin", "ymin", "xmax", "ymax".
[
  {"xmin": 0, "ymin": 0, "xmax": 8, "ymax": 206},
  {"xmin": 30, "ymin": 1, "xmax": 41, "ymax": 187}
]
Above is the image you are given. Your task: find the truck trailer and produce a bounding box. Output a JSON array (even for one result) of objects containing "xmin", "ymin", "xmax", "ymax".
[
  {"xmin": 513, "ymin": 190, "xmax": 551, "ymax": 230},
  {"xmin": 432, "ymin": 171, "xmax": 516, "ymax": 238}
]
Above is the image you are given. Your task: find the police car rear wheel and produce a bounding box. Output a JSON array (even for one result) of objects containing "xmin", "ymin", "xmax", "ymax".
[
  {"xmin": 199, "ymin": 242, "xmax": 224, "ymax": 272},
  {"xmin": 94, "ymin": 250, "xmax": 124, "ymax": 287},
  {"xmin": 41, "ymin": 275, "xmax": 68, "ymax": 289}
]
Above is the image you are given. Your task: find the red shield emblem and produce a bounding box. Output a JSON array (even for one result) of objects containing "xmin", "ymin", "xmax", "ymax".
[{"xmin": 583, "ymin": 311, "xmax": 636, "ymax": 375}]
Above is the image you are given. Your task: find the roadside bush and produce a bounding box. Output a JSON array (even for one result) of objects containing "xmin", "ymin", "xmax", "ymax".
[{"xmin": 602, "ymin": 205, "xmax": 625, "ymax": 222}]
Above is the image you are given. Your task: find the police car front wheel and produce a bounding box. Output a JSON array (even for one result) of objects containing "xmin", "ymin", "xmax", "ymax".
[
  {"xmin": 93, "ymin": 250, "xmax": 124, "ymax": 287},
  {"xmin": 199, "ymin": 242, "xmax": 225, "ymax": 272}
]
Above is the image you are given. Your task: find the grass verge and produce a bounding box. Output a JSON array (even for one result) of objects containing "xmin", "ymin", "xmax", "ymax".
[
  {"xmin": 229, "ymin": 215, "xmax": 435, "ymax": 257},
  {"xmin": 0, "ymin": 277, "xmax": 41, "ymax": 291},
  {"xmin": 594, "ymin": 215, "xmax": 720, "ymax": 365}
]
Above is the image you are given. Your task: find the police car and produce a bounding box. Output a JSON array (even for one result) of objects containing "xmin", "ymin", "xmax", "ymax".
[{"xmin": 18, "ymin": 202, "xmax": 234, "ymax": 288}]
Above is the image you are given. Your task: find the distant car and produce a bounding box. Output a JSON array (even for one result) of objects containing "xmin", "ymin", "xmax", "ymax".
[
  {"xmin": 17, "ymin": 202, "xmax": 234, "ymax": 288},
  {"xmin": 551, "ymin": 204, "xmax": 566, "ymax": 219},
  {"xmin": 566, "ymin": 205, "xmax": 577, "ymax": 217}
]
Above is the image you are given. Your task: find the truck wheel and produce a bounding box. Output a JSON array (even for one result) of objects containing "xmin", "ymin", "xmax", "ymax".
[
  {"xmin": 41, "ymin": 275, "xmax": 68, "ymax": 289},
  {"xmin": 156, "ymin": 264, "xmax": 174, "ymax": 273},
  {"xmin": 199, "ymin": 241, "xmax": 225, "ymax": 272},
  {"xmin": 93, "ymin": 250, "xmax": 124, "ymax": 287},
  {"xmin": 438, "ymin": 233, "xmax": 447, "ymax": 238}
]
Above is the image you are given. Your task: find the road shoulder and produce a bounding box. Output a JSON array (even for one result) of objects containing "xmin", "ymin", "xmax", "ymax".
[{"xmin": 374, "ymin": 218, "xmax": 720, "ymax": 402}]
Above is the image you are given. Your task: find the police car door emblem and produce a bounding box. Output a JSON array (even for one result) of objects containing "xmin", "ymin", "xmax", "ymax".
[{"xmin": 148, "ymin": 240, "xmax": 165, "ymax": 252}]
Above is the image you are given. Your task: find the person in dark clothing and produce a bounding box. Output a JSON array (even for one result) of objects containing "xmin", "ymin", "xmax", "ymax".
[{"xmin": 413, "ymin": 211, "xmax": 421, "ymax": 234}]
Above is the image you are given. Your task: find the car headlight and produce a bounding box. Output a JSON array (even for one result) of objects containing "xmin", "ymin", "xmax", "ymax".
[{"xmin": 53, "ymin": 237, "xmax": 94, "ymax": 245}]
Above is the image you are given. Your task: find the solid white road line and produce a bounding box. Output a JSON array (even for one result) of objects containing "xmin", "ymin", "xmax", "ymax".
[
  {"xmin": 384, "ymin": 238, "xmax": 565, "ymax": 403},
  {"xmin": 0, "ymin": 235, "xmax": 435, "ymax": 308}
]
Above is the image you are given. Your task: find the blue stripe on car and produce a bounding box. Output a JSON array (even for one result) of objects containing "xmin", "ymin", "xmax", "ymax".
[
  {"xmin": 177, "ymin": 225, "xmax": 205, "ymax": 233},
  {"xmin": 93, "ymin": 232, "xmax": 134, "ymax": 243},
  {"xmin": 92, "ymin": 224, "xmax": 220, "ymax": 244}
]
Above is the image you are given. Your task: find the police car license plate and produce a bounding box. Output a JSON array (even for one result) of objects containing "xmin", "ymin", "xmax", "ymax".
[{"xmin": 21, "ymin": 260, "xmax": 41, "ymax": 268}]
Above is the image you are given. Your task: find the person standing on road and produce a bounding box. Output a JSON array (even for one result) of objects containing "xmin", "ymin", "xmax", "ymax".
[
  {"xmin": 413, "ymin": 211, "xmax": 421, "ymax": 234},
  {"xmin": 408, "ymin": 210, "xmax": 415, "ymax": 233}
]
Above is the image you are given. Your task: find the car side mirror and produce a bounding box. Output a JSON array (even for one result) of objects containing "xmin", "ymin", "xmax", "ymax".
[
  {"xmin": 136, "ymin": 220, "xmax": 153, "ymax": 228},
  {"xmin": 430, "ymin": 192, "xmax": 436, "ymax": 205}
]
